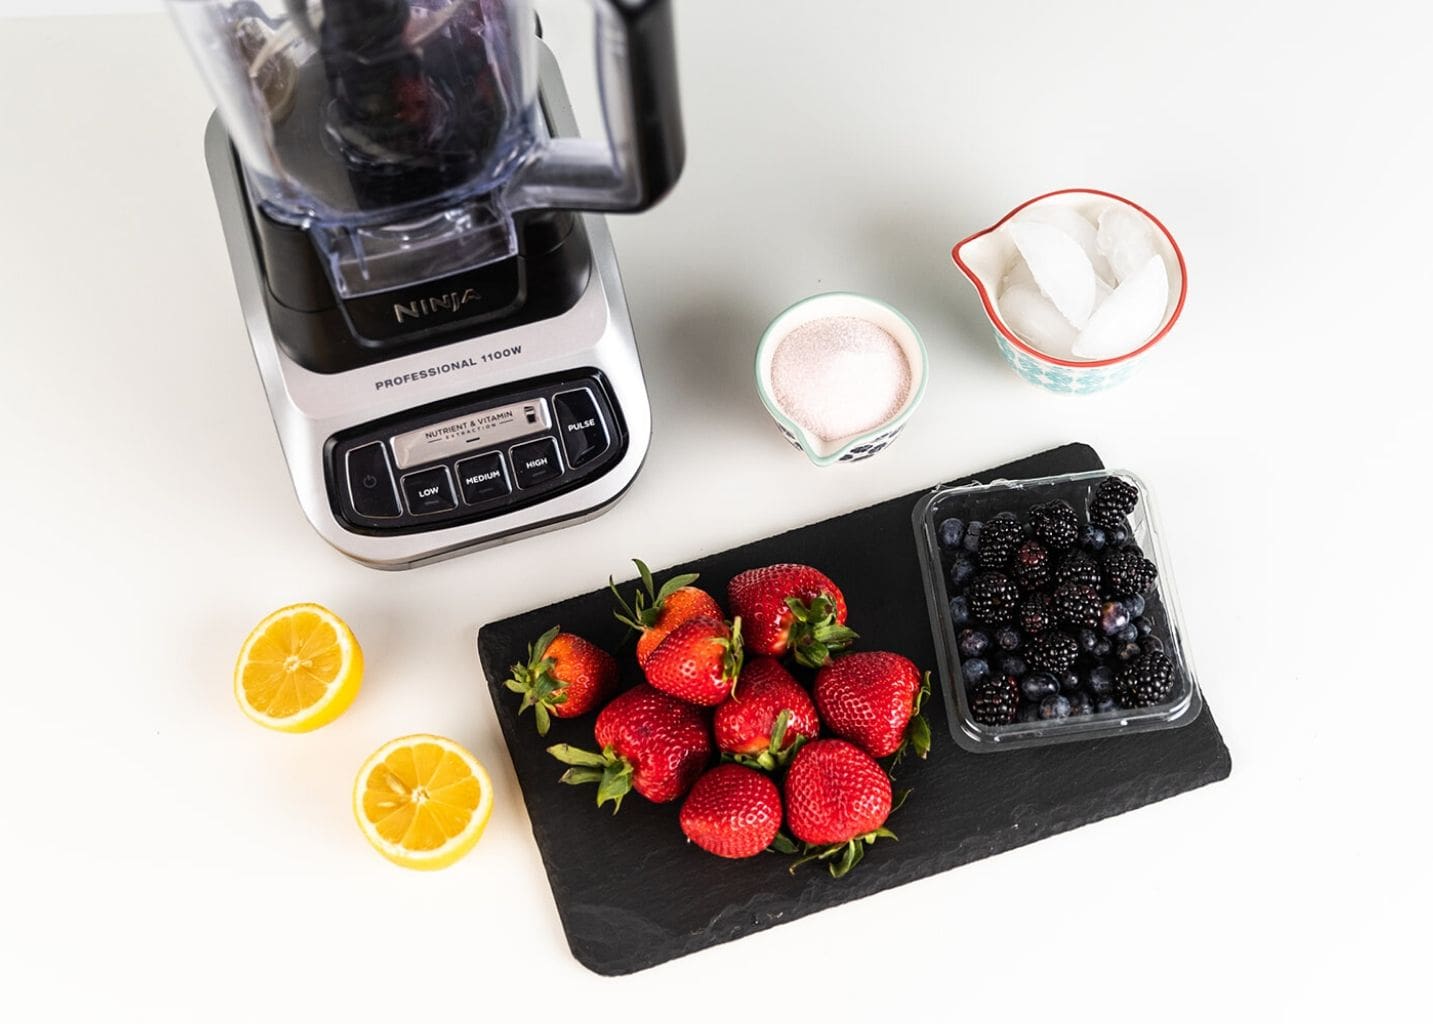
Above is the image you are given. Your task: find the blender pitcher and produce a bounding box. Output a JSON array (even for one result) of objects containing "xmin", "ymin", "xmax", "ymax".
[{"xmin": 167, "ymin": 0, "xmax": 683, "ymax": 362}]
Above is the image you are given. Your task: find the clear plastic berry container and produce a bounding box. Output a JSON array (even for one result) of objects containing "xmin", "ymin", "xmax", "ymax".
[{"xmin": 912, "ymin": 469, "xmax": 1202, "ymax": 752}]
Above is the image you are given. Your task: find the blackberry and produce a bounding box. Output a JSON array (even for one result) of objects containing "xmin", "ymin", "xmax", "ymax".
[
  {"xmin": 970, "ymin": 675, "xmax": 1020, "ymax": 725},
  {"xmin": 1103, "ymin": 549, "xmax": 1158, "ymax": 596},
  {"xmin": 1020, "ymin": 592, "xmax": 1057, "ymax": 635},
  {"xmin": 1089, "ymin": 476, "xmax": 1139, "ymax": 529},
  {"xmin": 1052, "ymin": 581, "xmax": 1102, "ymax": 628},
  {"xmin": 1054, "ymin": 550, "xmax": 1102, "ymax": 589},
  {"xmin": 1030, "ymin": 500, "xmax": 1080, "ymax": 549},
  {"xmin": 1012, "ymin": 539, "xmax": 1052, "ymax": 590},
  {"xmin": 1026, "ymin": 632, "xmax": 1079, "ymax": 674},
  {"xmin": 977, "ymin": 517, "xmax": 1025, "ymax": 569},
  {"xmin": 968, "ymin": 572, "xmax": 1020, "ymax": 625},
  {"xmin": 1116, "ymin": 652, "xmax": 1175, "ymax": 707}
]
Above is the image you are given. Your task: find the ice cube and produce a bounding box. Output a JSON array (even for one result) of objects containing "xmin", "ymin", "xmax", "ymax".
[
  {"xmin": 1002, "ymin": 256, "xmax": 1035, "ymax": 291},
  {"xmin": 1006, "ymin": 220, "xmax": 1097, "ymax": 328},
  {"xmin": 1016, "ymin": 205, "xmax": 1115, "ymax": 285},
  {"xmin": 1096, "ymin": 205, "xmax": 1158, "ymax": 283},
  {"xmin": 1072, "ymin": 253, "xmax": 1169, "ymax": 360},
  {"xmin": 997, "ymin": 283, "xmax": 1078, "ymax": 359}
]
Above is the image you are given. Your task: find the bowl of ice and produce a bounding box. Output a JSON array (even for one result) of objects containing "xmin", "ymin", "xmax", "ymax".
[{"xmin": 951, "ymin": 189, "xmax": 1187, "ymax": 393}]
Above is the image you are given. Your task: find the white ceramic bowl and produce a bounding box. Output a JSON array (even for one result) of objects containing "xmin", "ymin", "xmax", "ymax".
[
  {"xmin": 755, "ymin": 292, "xmax": 928, "ymax": 466},
  {"xmin": 951, "ymin": 189, "xmax": 1188, "ymax": 394}
]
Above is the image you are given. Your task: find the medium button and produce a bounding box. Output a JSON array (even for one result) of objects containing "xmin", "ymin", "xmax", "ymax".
[
  {"xmin": 552, "ymin": 388, "xmax": 609, "ymax": 468},
  {"xmin": 345, "ymin": 442, "xmax": 400, "ymax": 519},
  {"xmin": 400, "ymin": 466, "xmax": 457, "ymax": 515},
  {"xmin": 456, "ymin": 452, "xmax": 510, "ymax": 505},
  {"xmin": 510, "ymin": 437, "xmax": 564, "ymax": 489}
]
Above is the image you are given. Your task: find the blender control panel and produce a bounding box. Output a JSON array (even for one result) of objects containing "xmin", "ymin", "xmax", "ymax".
[{"xmin": 324, "ymin": 373, "xmax": 627, "ymax": 535}]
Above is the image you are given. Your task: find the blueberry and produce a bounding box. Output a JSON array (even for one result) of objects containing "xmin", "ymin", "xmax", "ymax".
[
  {"xmin": 1076, "ymin": 628, "xmax": 1099, "ymax": 653},
  {"xmin": 1060, "ymin": 669, "xmax": 1082, "ymax": 692},
  {"xmin": 938, "ymin": 517, "xmax": 966, "ymax": 550},
  {"xmin": 1100, "ymin": 600, "xmax": 1131, "ymax": 635},
  {"xmin": 1018, "ymin": 703, "xmax": 1042, "ymax": 723},
  {"xmin": 1107, "ymin": 524, "xmax": 1130, "ymax": 547},
  {"xmin": 993, "ymin": 511, "xmax": 1018, "ymax": 521},
  {"xmin": 1078, "ymin": 524, "xmax": 1106, "ymax": 551},
  {"xmin": 1134, "ymin": 616, "xmax": 1154, "ymax": 638},
  {"xmin": 995, "ymin": 626, "xmax": 1024, "ymax": 652},
  {"xmin": 1039, "ymin": 694, "xmax": 1073, "ymax": 720},
  {"xmin": 1125, "ymin": 594, "xmax": 1147, "ymax": 618},
  {"xmin": 1092, "ymin": 639, "xmax": 1113, "ymax": 658},
  {"xmin": 1117, "ymin": 623, "xmax": 1140, "ymax": 643},
  {"xmin": 958, "ymin": 629, "xmax": 991, "ymax": 658},
  {"xmin": 949, "ymin": 553, "xmax": 978, "ymax": 589},
  {"xmin": 948, "ymin": 595, "xmax": 972, "ymax": 628},
  {"xmin": 1142, "ymin": 636, "xmax": 1165, "ymax": 656},
  {"xmin": 1087, "ymin": 665, "xmax": 1116, "ymax": 695},
  {"xmin": 962, "ymin": 521, "xmax": 984, "ymax": 553},
  {"xmin": 998, "ymin": 654, "xmax": 1028, "ymax": 678},
  {"xmin": 962, "ymin": 657, "xmax": 991, "ymax": 683},
  {"xmin": 1095, "ymin": 696, "xmax": 1119, "ymax": 714},
  {"xmin": 1068, "ymin": 692, "xmax": 1094, "ymax": 716},
  {"xmin": 1116, "ymin": 641, "xmax": 1143, "ymax": 662},
  {"xmin": 1021, "ymin": 672, "xmax": 1060, "ymax": 701}
]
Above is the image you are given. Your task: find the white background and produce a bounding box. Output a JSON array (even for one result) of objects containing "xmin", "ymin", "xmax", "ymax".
[{"xmin": 1, "ymin": 1, "xmax": 1430, "ymax": 1021}]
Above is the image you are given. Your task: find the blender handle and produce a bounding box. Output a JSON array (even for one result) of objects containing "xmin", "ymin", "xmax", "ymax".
[{"xmin": 514, "ymin": 0, "xmax": 685, "ymax": 212}]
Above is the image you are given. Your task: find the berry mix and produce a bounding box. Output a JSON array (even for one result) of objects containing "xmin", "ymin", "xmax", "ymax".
[{"xmin": 939, "ymin": 477, "xmax": 1177, "ymax": 726}]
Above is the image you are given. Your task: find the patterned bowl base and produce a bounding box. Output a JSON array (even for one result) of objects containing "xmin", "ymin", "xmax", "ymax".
[
  {"xmin": 993, "ymin": 331, "xmax": 1139, "ymax": 393},
  {"xmin": 773, "ymin": 422, "xmax": 906, "ymax": 464}
]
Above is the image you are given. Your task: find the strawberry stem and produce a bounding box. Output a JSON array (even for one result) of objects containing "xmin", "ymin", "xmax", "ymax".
[
  {"xmin": 504, "ymin": 625, "xmax": 565, "ymax": 735},
  {"xmin": 548, "ymin": 743, "xmax": 635, "ymax": 813},
  {"xmin": 784, "ymin": 595, "xmax": 858, "ymax": 668}
]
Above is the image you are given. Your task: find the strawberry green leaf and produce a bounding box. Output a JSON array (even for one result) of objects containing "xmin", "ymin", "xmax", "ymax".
[
  {"xmin": 533, "ymin": 703, "xmax": 552, "ymax": 737},
  {"xmin": 768, "ymin": 832, "xmax": 800, "ymax": 855},
  {"xmin": 635, "ymin": 558, "xmax": 656, "ymax": 600},
  {"xmin": 546, "ymin": 743, "xmax": 609, "ymax": 768}
]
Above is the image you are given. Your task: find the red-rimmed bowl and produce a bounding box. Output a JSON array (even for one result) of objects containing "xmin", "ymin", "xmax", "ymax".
[{"xmin": 951, "ymin": 189, "xmax": 1187, "ymax": 394}]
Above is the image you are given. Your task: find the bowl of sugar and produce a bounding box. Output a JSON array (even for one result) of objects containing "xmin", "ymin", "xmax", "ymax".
[
  {"xmin": 756, "ymin": 292, "xmax": 927, "ymax": 466},
  {"xmin": 952, "ymin": 189, "xmax": 1187, "ymax": 394}
]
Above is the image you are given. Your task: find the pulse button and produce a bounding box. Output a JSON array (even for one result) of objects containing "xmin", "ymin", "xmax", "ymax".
[
  {"xmin": 510, "ymin": 437, "xmax": 564, "ymax": 489},
  {"xmin": 400, "ymin": 466, "xmax": 457, "ymax": 516},
  {"xmin": 346, "ymin": 442, "xmax": 400, "ymax": 519},
  {"xmin": 553, "ymin": 388, "xmax": 609, "ymax": 468}
]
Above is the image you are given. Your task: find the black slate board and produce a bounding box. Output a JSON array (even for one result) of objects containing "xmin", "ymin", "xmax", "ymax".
[{"xmin": 478, "ymin": 443, "xmax": 1231, "ymax": 976}]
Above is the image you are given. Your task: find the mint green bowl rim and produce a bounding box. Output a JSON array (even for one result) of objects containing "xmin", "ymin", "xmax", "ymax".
[{"xmin": 754, "ymin": 291, "xmax": 929, "ymax": 467}]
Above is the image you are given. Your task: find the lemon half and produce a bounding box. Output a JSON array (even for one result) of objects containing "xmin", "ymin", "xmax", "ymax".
[{"xmin": 233, "ymin": 603, "xmax": 363, "ymax": 732}]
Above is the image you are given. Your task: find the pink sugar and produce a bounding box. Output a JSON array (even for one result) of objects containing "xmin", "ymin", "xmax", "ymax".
[{"xmin": 769, "ymin": 316, "xmax": 911, "ymax": 444}]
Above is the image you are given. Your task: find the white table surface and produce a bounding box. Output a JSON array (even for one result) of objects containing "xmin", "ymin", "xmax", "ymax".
[{"xmin": 1, "ymin": 3, "xmax": 1429, "ymax": 1020}]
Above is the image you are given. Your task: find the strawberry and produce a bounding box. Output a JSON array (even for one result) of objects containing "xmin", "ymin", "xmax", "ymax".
[
  {"xmin": 548, "ymin": 684, "xmax": 711, "ymax": 811},
  {"xmin": 679, "ymin": 764, "xmax": 783, "ymax": 859},
  {"xmin": 813, "ymin": 651, "xmax": 931, "ymax": 761},
  {"xmin": 782, "ymin": 738, "xmax": 895, "ymax": 877},
  {"xmin": 642, "ymin": 616, "xmax": 744, "ymax": 707},
  {"xmin": 727, "ymin": 563, "xmax": 857, "ymax": 668},
  {"xmin": 503, "ymin": 625, "xmax": 618, "ymax": 736},
  {"xmin": 610, "ymin": 559, "xmax": 725, "ymax": 665},
  {"xmin": 713, "ymin": 657, "xmax": 820, "ymax": 769}
]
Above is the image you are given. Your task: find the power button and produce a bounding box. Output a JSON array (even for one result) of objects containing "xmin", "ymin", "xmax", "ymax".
[{"xmin": 345, "ymin": 443, "xmax": 401, "ymax": 519}]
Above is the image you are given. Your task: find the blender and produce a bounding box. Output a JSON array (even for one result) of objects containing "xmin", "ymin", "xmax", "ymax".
[{"xmin": 167, "ymin": 0, "xmax": 684, "ymax": 568}]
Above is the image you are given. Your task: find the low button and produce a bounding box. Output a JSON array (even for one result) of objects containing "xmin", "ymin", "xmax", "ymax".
[
  {"xmin": 553, "ymin": 388, "xmax": 609, "ymax": 468},
  {"xmin": 346, "ymin": 442, "xmax": 400, "ymax": 519},
  {"xmin": 400, "ymin": 466, "xmax": 457, "ymax": 516},
  {"xmin": 456, "ymin": 452, "xmax": 511, "ymax": 505},
  {"xmin": 510, "ymin": 437, "xmax": 564, "ymax": 489}
]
